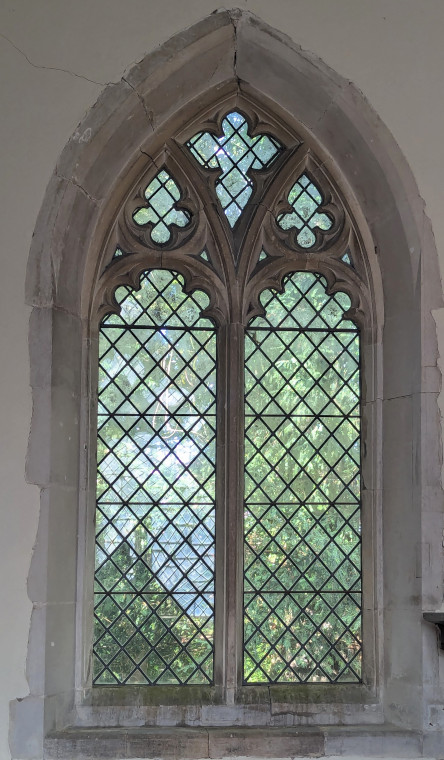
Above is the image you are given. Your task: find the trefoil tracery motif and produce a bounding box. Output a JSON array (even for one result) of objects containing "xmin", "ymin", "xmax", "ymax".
[{"xmin": 92, "ymin": 103, "xmax": 370, "ymax": 689}]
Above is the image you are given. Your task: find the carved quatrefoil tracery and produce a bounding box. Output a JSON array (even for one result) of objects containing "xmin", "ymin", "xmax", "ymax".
[{"xmin": 96, "ymin": 107, "xmax": 369, "ymax": 327}]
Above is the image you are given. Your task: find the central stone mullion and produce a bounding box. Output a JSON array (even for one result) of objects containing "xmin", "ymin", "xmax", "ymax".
[{"xmin": 214, "ymin": 321, "xmax": 245, "ymax": 699}]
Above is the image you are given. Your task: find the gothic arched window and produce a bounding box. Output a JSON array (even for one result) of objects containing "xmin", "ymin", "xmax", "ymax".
[
  {"xmin": 23, "ymin": 13, "xmax": 443, "ymax": 756},
  {"xmin": 91, "ymin": 107, "xmax": 370, "ymax": 691}
]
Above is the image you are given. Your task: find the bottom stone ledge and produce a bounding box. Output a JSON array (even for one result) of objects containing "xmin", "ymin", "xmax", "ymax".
[{"xmin": 44, "ymin": 725, "xmax": 425, "ymax": 760}]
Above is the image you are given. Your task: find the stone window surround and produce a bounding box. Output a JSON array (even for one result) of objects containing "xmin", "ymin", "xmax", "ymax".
[
  {"xmin": 91, "ymin": 97, "xmax": 372, "ymax": 695},
  {"xmin": 13, "ymin": 8, "xmax": 444, "ymax": 759}
]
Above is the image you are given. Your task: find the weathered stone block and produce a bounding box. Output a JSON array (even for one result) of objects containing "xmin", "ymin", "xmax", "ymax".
[
  {"xmin": 126, "ymin": 727, "xmax": 209, "ymax": 758},
  {"xmin": 208, "ymin": 727, "xmax": 324, "ymax": 758}
]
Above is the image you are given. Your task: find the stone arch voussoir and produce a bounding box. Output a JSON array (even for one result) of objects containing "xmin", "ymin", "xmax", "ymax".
[{"xmin": 16, "ymin": 9, "xmax": 443, "ymax": 759}]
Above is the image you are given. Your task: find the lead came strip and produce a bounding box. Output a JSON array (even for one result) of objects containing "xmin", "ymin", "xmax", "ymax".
[
  {"xmin": 94, "ymin": 270, "xmax": 217, "ymax": 685},
  {"xmin": 244, "ymin": 271, "xmax": 361, "ymax": 683}
]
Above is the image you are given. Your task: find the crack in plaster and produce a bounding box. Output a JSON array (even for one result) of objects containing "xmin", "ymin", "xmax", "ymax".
[
  {"xmin": 316, "ymin": 96, "xmax": 337, "ymax": 128},
  {"xmin": 0, "ymin": 31, "xmax": 108, "ymax": 87},
  {"xmin": 122, "ymin": 77, "xmax": 155, "ymax": 131},
  {"xmin": 55, "ymin": 172, "xmax": 100, "ymax": 205},
  {"xmin": 18, "ymin": 11, "xmax": 444, "ymax": 754},
  {"xmin": 140, "ymin": 149, "xmax": 159, "ymax": 171},
  {"xmin": 228, "ymin": 9, "xmax": 241, "ymax": 94},
  {"xmin": 314, "ymin": 80, "xmax": 355, "ymax": 130}
]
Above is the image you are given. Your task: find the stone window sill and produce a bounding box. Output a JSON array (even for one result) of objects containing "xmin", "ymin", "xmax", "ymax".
[{"xmin": 44, "ymin": 724, "xmax": 422, "ymax": 759}]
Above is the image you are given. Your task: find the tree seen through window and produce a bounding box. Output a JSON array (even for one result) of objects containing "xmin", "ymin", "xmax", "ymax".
[{"xmin": 93, "ymin": 109, "xmax": 364, "ymax": 687}]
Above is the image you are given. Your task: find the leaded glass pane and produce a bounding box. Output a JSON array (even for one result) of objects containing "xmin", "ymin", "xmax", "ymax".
[
  {"xmin": 133, "ymin": 170, "xmax": 190, "ymax": 244},
  {"xmin": 186, "ymin": 111, "xmax": 282, "ymax": 227},
  {"xmin": 94, "ymin": 270, "xmax": 216, "ymax": 685},
  {"xmin": 277, "ymin": 174, "xmax": 332, "ymax": 248},
  {"xmin": 244, "ymin": 271, "xmax": 361, "ymax": 683},
  {"xmin": 341, "ymin": 249, "xmax": 354, "ymax": 268}
]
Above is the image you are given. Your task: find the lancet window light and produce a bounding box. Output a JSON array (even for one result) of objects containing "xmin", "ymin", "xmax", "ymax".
[{"xmin": 92, "ymin": 107, "xmax": 368, "ymax": 687}]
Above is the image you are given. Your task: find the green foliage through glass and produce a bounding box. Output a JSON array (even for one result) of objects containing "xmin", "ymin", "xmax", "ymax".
[
  {"xmin": 133, "ymin": 170, "xmax": 190, "ymax": 244},
  {"xmin": 277, "ymin": 174, "xmax": 332, "ymax": 248},
  {"xmin": 94, "ymin": 270, "xmax": 216, "ymax": 685},
  {"xmin": 186, "ymin": 111, "xmax": 282, "ymax": 228},
  {"xmin": 244, "ymin": 271, "xmax": 361, "ymax": 683}
]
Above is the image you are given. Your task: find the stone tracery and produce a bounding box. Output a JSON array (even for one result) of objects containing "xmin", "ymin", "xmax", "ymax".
[{"xmin": 93, "ymin": 106, "xmax": 370, "ymax": 688}]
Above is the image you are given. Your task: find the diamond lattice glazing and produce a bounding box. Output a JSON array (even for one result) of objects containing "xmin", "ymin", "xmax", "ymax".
[
  {"xmin": 186, "ymin": 111, "xmax": 282, "ymax": 227},
  {"xmin": 94, "ymin": 270, "xmax": 216, "ymax": 685},
  {"xmin": 277, "ymin": 174, "xmax": 332, "ymax": 248},
  {"xmin": 244, "ymin": 271, "xmax": 361, "ymax": 683},
  {"xmin": 133, "ymin": 170, "xmax": 190, "ymax": 244}
]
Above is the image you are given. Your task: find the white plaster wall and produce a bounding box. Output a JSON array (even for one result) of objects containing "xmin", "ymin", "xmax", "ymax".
[{"xmin": 1, "ymin": 1, "xmax": 444, "ymax": 757}]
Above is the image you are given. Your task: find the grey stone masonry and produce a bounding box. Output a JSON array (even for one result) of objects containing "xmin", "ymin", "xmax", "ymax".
[
  {"xmin": 16, "ymin": 7, "xmax": 444, "ymax": 760},
  {"xmin": 44, "ymin": 725, "xmax": 426, "ymax": 759}
]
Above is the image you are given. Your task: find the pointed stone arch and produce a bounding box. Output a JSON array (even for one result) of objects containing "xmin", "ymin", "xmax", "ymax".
[{"xmin": 16, "ymin": 9, "xmax": 444, "ymax": 758}]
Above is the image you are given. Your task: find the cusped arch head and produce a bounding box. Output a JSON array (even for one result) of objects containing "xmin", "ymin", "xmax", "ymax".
[
  {"xmin": 26, "ymin": 8, "xmax": 439, "ymax": 331},
  {"xmin": 20, "ymin": 9, "xmax": 444, "ymax": 756}
]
